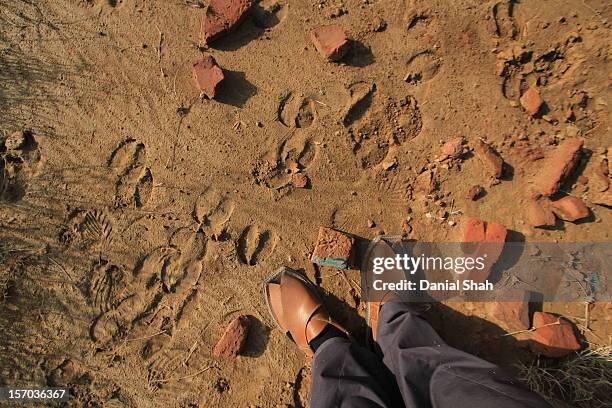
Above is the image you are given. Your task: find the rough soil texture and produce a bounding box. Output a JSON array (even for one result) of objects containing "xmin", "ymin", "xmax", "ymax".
[{"xmin": 0, "ymin": 0, "xmax": 610, "ymax": 407}]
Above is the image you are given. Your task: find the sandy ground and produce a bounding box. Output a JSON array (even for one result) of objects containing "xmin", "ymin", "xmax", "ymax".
[{"xmin": 0, "ymin": 0, "xmax": 611, "ymax": 407}]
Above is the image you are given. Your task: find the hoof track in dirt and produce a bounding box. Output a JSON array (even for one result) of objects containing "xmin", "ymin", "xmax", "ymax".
[
  {"xmin": 108, "ymin": 139, "xmax": 153, "ymax": 208},
  {"xmin": 0, "ymin": 131, "xmax": 42, "ymax": 202},
  {"xmin": 278, "ymin": 91, "xmax": 317, "ymax": 128},
  {"xmin": 491, "ymin": 0, "xmax": 518, "ymax": 40},
  {"xmin": 342, "ymin": 82, "xmax": 375, "ymax": 126},
  {"xmin": 193, "ymin": 188, "xmax": 235, "ymax": 237},
  {"xmin": 89, "ymin": 261, "xmax": 130, "ymax": 313},
  {"xmin": 236, "ymin": 224, "xmax": 277, "ymax": 266},
  {"xmin": 60, "ymin": 209, "xmax": 114, "ymax": 250},
  {"xmin": 351, "ymin": 95, "xmax": 422, "ymax": 169},
  {"xmin": 404, "ymin": 49, "xmax": 441, "ymax": 84},
  {"xmin": 255, "ymin": 134, "xmax": 318, "ymax": 189}
]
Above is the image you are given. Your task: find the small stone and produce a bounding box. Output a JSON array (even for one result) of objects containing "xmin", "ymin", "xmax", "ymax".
[
  {"xmin": 520, "ymin": 87, "xmax": 543, "ymax": 116},
  {"xmin": 311, "ymin": 227, "xmax": 355, "ymax": 269},
  {"xmin": 292, "ymin": 173, "xmax": 309, "ymax": 188},
  {"xmin": 529, "ymin": 312, "xmax": 581, "ymax": 358},
  {"xmin": 526, "ymin": 199, "xmax": 556, "ymax": 227},
  {"xmin": 533, "ymin": 138, "xmax": 583, "ymax": 196},
  {"xmin": 193, "ymin": 55, "xmax": 225, "ymax": 99},
  {"xmin": 310, "ymin": 25, "xmax": 349, "ymax": 62},
  {"xmin": 371, "ymin": 16, "xmax": 387, "ymax": 32},
  {"xmin": 212, "ymin": 315, "xmax": 251, "ymax": 358},
  {"xmin": 490, "ymin": 289, "xmax": 530, "ymax": 332},
  {"xmin": 551, "ymin": 196, "xmax": 589, "ymax": 222},
  {"xmin": 367, "ymin": 219, "xmax": 375, "ymax": 228},
  {"xmin": 474, "ymin": 138, "xmax": 504, "ymax": 178},
  {"xmin": 440, "ymin": 137, "xmax": 463, "ymax": 160},
  {"xmin": 465, "ymin": 185, "xmax": 483, "ymax": 201},
  {"xmin": 201, "ymin": 0, "xmax": 254, "ymax": 44}
]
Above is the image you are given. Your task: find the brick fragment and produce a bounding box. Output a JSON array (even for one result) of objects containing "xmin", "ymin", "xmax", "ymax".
[
  {"xmin": 520, "ymin": 87, "xmax": 543, "ymax": 116},
  {"xmin": 292, "ymin": 173, "xmax": 309, "ymax": 188},
  {"xmin": 551, "ymin": 196, "xmax": 589, "ymax": 222},
  {"xmin": 533, "ymin": 138, "xmax": 583, "ymax": 196},
  {"xmin": 212, "ymin": 315, "xmax": 251, "ymax": 358},
  {"xmin": 461, "ymin": 218, "xmax": 507, "ymax": 282},
  {"xmin": 310, "ymin": 25, "xmax": 349, "ymax": 61},
  {"xmin": 440, "ymin": 137, "xmax": 463, "ymax": 160},
  {"xmin": 311, "ymin": 227, "xmax": 355, "ymax": 269},
  {"xmin": 474, "ymin": 139, "xmax": 504, "ymax": 178},
  {"xmin": 193, "ymin": 55, "xmax": 224, "ymax": 99},
  {"xmin": 201, "ymin": 0, "xmax": 254, "ymax": 44},
  {"xmin": 529, "ymin": 312, "xmax": 581, "ymax": 358}
]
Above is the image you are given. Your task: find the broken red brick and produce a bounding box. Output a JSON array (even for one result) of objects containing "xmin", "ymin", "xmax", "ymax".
[
  {"xmin": 201, "ymin": 0, "xmax": 254, "ymax": 44},
  {"xmin": 529, "ymin": 312, "xmax": 581, "ymax": 358},
  {"xmin": 212, "ymin": 315, "xmax": 251, "ymax": 358},
  {"xmin": 474, "ymin": 139, "xmax": 504, "ymax": 178},
  {"xmin": 533, "ymin": 138, "xmax": 584, "ymax": 196},
  {"xmin": 526, "ymin": 199, "xmax": 556, "ymax": 228},
  {"xmin": 440, "ymin": 137, "xmax": 463, "ymax": 160},
  {"xmin": 292, "ymin": 173, "xmax": 309, "ymax": 188},
  {"xmin": 490, "ymin": 289, "xmax": 530, "ymax": 332},
  {"xmin": 551, "ymin": 196, "xmax": 589, "ymax": 222},
  {"xmin": 461, "ymin": 218, "xmax": 507, "ymax": 282},
  {"xmin": 465, "ymin": 185, "xmax": 483, "ymax": 201},
  {"xmin": 193, "ymin": 55, "xmax": 225, "ymax": 99},
  {"xmin": 520, "ymin": 87, "xmax": 543, "ymax": 116},
  {"xmin": 310, "ymin": 25, "xmax": 349, "ymax": 62},
  {"xmin": 311, "ymin": 227, "xmax": 355, "ymax": 269}
]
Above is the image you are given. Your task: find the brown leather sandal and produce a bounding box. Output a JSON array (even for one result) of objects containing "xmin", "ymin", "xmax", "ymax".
[{"xmin": 262, "ymin": 267, "xmax": 350, "ymax": 357}]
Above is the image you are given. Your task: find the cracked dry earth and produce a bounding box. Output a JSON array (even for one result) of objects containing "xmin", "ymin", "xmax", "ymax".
[{"xmin": 0, "ymin": 0, "xmax": 610, "ymax": 407}]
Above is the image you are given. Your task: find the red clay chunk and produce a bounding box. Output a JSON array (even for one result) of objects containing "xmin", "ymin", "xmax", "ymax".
[
  {"xmin": 310, "ymin": 25, "xmax": 349, "ymax": 61},
  {"xmin": 551, "ymin": 196, "xmax": 589, "ymax": 222},
  {"xmin": 520, "ymin": 87, "xmax": 543, "ymax": 116},
  {"xmin": 440, "ymin": 137, "xmax": 463, "ymax": 160},
  {"xmin": 212, "ymin": 315, "xmax": 251, "ymax": 358},
  {"xmin": 461, "ymin": 218, "xmax": 507, "ymax": 282},
  {"xmin": 529, "ymin": 312, "xmax": 581, "ymax": 358},
  {"xmin": 490, "ymin": 289, "xmax": 530, "ymax": 332},
  {"xmin": 292, "ymin": 173, "xmax": 309, "ymax": 188},
  {"xmin": 533, "ymin": 138, "xmax": 583, "ymax": 196},
  {"xmin": 193, "ymin": 55, "xmax": 224, "ymax": 99},
  {"xmin": 526, "ymin": 199, "xmax": 556, "ymax": 227},
  {"xmin": 474, "ymin": 139, "xmax": 504, "ymax": 178},
  {"xmin": 201, "ymin": 0, "xmax": 254, "ymax": 44}
]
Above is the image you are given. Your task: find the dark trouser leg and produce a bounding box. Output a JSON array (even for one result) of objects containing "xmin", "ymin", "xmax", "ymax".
[
  {"xmin": 309, "ymin": 336, "xmax": 405, "ymax": 408},
  {"xmin": 377, "ymin": 301, "xmax": 552, "ymax": 408}
]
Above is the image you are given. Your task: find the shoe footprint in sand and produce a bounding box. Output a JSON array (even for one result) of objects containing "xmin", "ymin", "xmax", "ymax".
[
  {"xmin": 255, "ymin": 133, "xmax": 318, "ymax": 190},
  {"xmin": 90, "ymin": 188, "xmax": 233, "ymax": 344}
]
